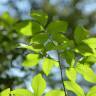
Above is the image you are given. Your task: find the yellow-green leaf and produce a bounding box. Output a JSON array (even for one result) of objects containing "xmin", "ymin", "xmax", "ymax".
[
  {"xmin": 64, "ymin": 81, "xmax": 85, "ymax": 96},
  {"xmin": 76, "ymin": 63, "xmax": 96, "ymax": 83},
  {"xmin": 22, "ymin": 54, "xmax": 40, "ymax": 67},
  {"xmin": 66, "ymin": 68, "xmax": 77, "ymax": 81},
  {"xmin": 45, "ymin": 90, "xmax": 65, "ymax": 96},
  {"xmin": 1, "ymin": 88, "xmax": 10, "ymax": 96},
  {"xmin": 87, "ymin": 86, "xmax": 96, "ymax": 96},
  {"xmin": 32, "ymin": 74, "xmax": 46, "ymax": 96},
  {"xmin": 11, "ymin": 89, "xmax": 33, "ymax": 96},
  {"xmin": 43, "ymin": 58, "xmax": 59, "ymax": 76}
]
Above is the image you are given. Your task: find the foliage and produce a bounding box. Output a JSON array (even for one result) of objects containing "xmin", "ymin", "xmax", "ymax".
[{"xmin": 0, "ymin": 10, "xmax": 96, "ymax": 96}]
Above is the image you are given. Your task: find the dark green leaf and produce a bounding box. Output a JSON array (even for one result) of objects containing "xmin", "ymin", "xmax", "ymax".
[{"xmin": 74, "ymin": 26, "xmax": 89, "ymax": 44}]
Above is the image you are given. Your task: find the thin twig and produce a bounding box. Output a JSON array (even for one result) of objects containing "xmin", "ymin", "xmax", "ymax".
[{"xmin": 57, "ymin": 50, "xmax": 68, "ymax": 96}]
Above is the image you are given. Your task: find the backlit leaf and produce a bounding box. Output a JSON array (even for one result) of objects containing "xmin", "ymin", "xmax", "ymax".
[
  {"xmin": 66, "ymin": 68, "xmax": 77, "ymax": 81},
  {"xmin": 64, "ymin": 81, "xmax": 85, "ymax": 96},
  {"xmin": 32, "ymin": 74, "xmax": 46, "ymax": 96},
  {"xmin": 76, "ymin": 63, "xmax": 96, "ymax": 83},
  {"xmin": 1, "ymin": 88, "xmax": 10, "ymax": 96},
  {"xmin": 11, "ymin": 89, "xmax": 33, "ymax": 96},
  {"xmin": 22, "ymin": 54, "xmax": 40, "ymax": 67},
  {"xmin": 43, "ymin": 58, "xmax": 59, "ymax": 75},
  {"xmin": 45, "ymin": 90, "xmax": 65, "ymax": 96},
  {"xmin": 87, "ymin": 86, "xmax": 96, "ymax": 96}
]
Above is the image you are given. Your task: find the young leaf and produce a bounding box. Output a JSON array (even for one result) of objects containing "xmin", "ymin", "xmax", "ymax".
[
  {"xmin": 64, "ymin": 81, "xmax": 85, "ymax": 96},
  {"xmin": 22, "ymin": 54, "xmax": 40, "ymax": 67},
  {"xmin": 66, "ymin": 68, "xmax": 77, "ymax": 81},
  {"xmin": 87, "ymin": 86, "xmax": 96, "ymax": 96},
  {"xmin": 14, "ymin": 21, "xmax": 44, "ymax": 36},
  {"xmin": 31, "ymin": 10, "xmax": 48, "ymax": 26},
  {"xmin": 45, "ymin": 90, "xmax": 65, "ymax": 96},
  {"xmin": 81, "ymin": 55, "xmax": 96, "ymax": 64},
  {"xmin": 32, "ymin": 74, "xmax": 46, "ymax": 96},
  {"xmin": 74, "ymin": 26, "xmax": 88, "ymax": 44},
  {"xmin": 83, "ymin": 38, "xmax": 96, "ymax": 52},
  {"xmin": 11, "ymin": 89, "xmax": 33, "ymax": 96},
  {"xmin": 20, "ymin": 21, "xmax": 32, "ymax": 36},
  {"xmin": 42, "ymin": 58, "xmax": 59, "ymax": 76},
  {"xmin": 18, "ymin": 43, "xmax": 42, "ymax": 52},
  {"xmin": 1, "ymin": 88, "xmax": 10, "ymax": 96},
  {"xmin": 47, "ymin": 20, "xmax": 68, "ymax": 33},
  {"xmin": 76, "ymin": 63, "xmax": 96, "ymax": 83}
]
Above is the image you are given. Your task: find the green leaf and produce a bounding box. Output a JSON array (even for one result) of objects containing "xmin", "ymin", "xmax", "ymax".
[
  {"xmin": 80, "ymin": 55, "xmax": 96, "ymax": 64},
  {"xmin": 18, "ymin": 43, "xmax": 42, "ymax": 52},
  {"xmin": 52, "ymin": 33, "xmax": 68, "ymax": 44},
  {"xmin": 0, "ymin": 12, "xmax": 16, "ymax": 25},
  {"xmin": 83, "ymin": 38, "xmax": 96, "ymax": 52},
  {"xmin": 20, "ymin": 21, "xmax": 32, "ymax": 36},
  {"xmin": 32, "ymin": 74, "xmax": 46, "ymax": 96},
  {"xmin": 87, "ymin": 86, "xmax": 96, "ymax": 96},
  {"xmin": 31, "ymin": 33, "xmax": 48, "ymax": 44},
  {"xmin": 66, "ymin": 68, "xmax": 77, "ymax": 81},
  {"xmin": 14, "ymin": 21, "xmax": 44, "ymax": 36},
  {"xmin": 22, "ymin": 54, "xmax": 40, "ymax": 67},
  {"xmin": 31, "ymin": 10, "xmax": 48, "ymax": 26},
  {"xmin": 74, "ymin": 26, "xmax": 89, "ymax": 44},
  {"xmin": 11, "ymin": 89, "xmax": 33, "ymax": 96},
  {"xmin": 64, "ymin": 50, "xmax": 75, "ymax": 66},
  {"xmin": 45, "ymin": 42, "xmax": 56, "ymax": 51},
  {"xmin": 76, "ymin": 42, "xmax": 93, "ymax": 56},
  {"xmin": 45, "ymin": 90, "xmax": 65, "ymax": 96},
  {"xmin": 76, "ymin": 63, "xmax": 96, "ymax": 83},
  {"xmin": 42, "ymin": 58, "xmax": 59, "ymax": 76},
  {"xmin": 47, "ymin": 20, "xmax": 68, "ymax": 33},
  {"xmin": 64, "ymin": 81, "xmax": 85, "ymax": 96},
  {"xmin": 1, "ymin": 88, "xmax": 10, "ymax": 96}
]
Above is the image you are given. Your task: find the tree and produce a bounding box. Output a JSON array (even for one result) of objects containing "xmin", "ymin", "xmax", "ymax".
[{"xmin": 0, "ymin": 10, "xmax": 96, "ymax": 96}]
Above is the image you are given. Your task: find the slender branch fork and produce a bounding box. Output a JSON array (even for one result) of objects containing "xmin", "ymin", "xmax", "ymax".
[{"xmin": 57, "ymin": 50, "xmax": 68, "ymax": 96}]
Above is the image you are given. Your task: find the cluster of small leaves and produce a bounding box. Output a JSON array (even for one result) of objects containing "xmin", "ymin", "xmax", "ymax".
[{"xmin": 0, "ymin": 10, "xmax": 96, "ymax": 96}]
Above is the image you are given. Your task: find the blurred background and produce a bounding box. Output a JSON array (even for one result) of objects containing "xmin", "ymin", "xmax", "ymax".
[{"xmin": 0, "ymin": 0, "xmax": 96, "ymax": 95}]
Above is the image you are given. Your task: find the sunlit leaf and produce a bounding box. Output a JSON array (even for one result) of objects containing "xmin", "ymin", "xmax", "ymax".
[
  {"xmin": 32, "ymin": 74, "xmax": 46, "ymax": 96},
  {"xmin": 64, "ymin": 81, "xmax": 85, "ymax": 96},
  {"xmin": 66, "ymin": 68, "xmax": 77, "ymax": 81},
  {"xmin": 80, "ymin": 55, "xmax": 96, "ymax": 64},
  {"xmin": 76, "ymin": 63, "xmax": 96, "ymax": 83},
  {"xmin": 45, "ymin": 90, "xmax": 65, "ymax": 96},
  {"xmin": 11, "ymin": 89, "xmax": 33, "ymax": 96},
  {"xmin": 76, "ymin": 42, "xmax": 93, "ymax": 56},
  {"xmin": 20, "ymin": 21, "xmax": 32, "ymax": 36},
  {"xmin": 87, "ymin": 86, "xmax": 96, "ymax": 96},
  {"xmin": 18, "ymin": 43, "xmax": 42, "ymax": 52},
  {"xmin": 14, "ymin": 21, "xmax": 44, "ymax": 36},
  {"xmin": 83, "ymin": 38, "xmax": 96, "ymax": 52},
  {"xmin": 22, "ymin": 54, "xmax": 40, "ymax": 67},
  {"xmin": 43, "ymin": 58, "xmax": 59, "ymax": 75},
  {"xmin": 1, "ymin": 88, "xmax": 10, "ymax": 96}
]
